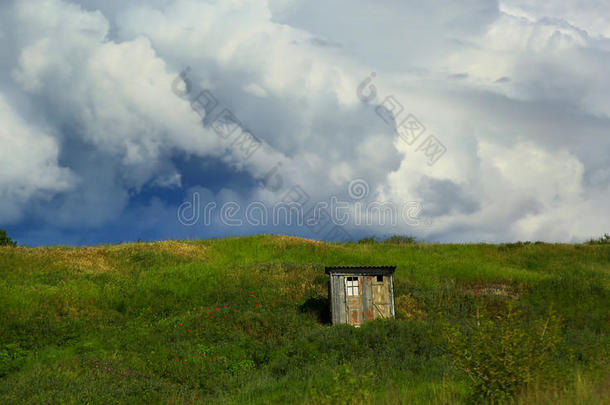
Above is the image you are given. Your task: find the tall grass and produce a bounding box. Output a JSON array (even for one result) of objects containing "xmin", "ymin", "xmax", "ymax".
[{"xmin": 0, "ymin": 235, "xmax": 608, "ymax": 404}]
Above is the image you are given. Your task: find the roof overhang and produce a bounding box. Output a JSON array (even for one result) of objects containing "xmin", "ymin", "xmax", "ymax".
[{"xmin": 325, "ymin": 266, "xmax": 396, "ymax": 275}]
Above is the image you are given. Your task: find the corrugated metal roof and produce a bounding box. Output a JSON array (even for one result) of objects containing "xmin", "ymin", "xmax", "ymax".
[{"xmin": 325, "ymin": 266, "xmax": 396, "ymax": 274}]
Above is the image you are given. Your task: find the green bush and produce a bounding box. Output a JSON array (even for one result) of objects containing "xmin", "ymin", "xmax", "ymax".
[
  {"xmin": 498, "ymin": 241, "xmax": 532, "ymax": 251},
  {"xmin": 441, "ymin": 303, "xmax": 561, "ymax": 402},
  {"xmin": 357, "ymin": 236, "xmax": 377, "ymax": 244},
  {"xmin": 307, "ymin": 365, "xmax": 376, "ymax": 404},
  {"xmin": 0, "ymin": 229, "xmax": 17, "ymax": 247},
  {"xmin": 384, "ymin": 235, "xmax": 417, "ymax": 244},
  {"xmin": 587, "ymin": 233, "xmax": 610, "ymax": 244},
  {"xmin": 0, "ymin": 344, "xmax": 26, "ymax": 377}
]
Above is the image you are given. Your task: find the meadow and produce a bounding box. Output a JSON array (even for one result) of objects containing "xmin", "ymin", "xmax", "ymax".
[{"xmin": 0, "ymin": 235, "xmax": 608, "ymax": 404}]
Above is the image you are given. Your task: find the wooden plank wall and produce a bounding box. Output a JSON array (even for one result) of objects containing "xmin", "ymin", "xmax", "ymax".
[
  {"xmin": 331, "ymin": 275, "xmax": 347, "ymax": 324},
  {"xmin": 329, "ymin": 273, "xmax": 395, "ymax": 325}
]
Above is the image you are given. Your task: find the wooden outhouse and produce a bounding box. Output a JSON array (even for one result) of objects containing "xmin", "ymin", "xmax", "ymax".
[{"xmin": 325, "ymin": 266, "xmax": 396, "ymax": 326}]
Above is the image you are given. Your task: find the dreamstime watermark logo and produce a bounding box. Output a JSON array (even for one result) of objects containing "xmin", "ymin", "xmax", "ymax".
[
  {"xmin": 348, "ymin": 178, "xmax": 369, "ymax": 200},
  {"xmin": 357, "ymin": 72, "xmax": 447, "ymax": 166},
  {"xmin": 177, "ymin": 179, "xmax": 431, "ymax": 231}
]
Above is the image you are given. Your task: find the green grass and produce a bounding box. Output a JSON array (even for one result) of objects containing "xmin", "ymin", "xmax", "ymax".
[{"xmin": 0, "ymin": 235, "xmax": 608, "ymax": 404}]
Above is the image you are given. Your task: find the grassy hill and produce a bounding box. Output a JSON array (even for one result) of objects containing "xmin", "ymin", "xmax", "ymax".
[{"xmin": 0, "ymin": 235, "xmax": 609, "ymax": 404}]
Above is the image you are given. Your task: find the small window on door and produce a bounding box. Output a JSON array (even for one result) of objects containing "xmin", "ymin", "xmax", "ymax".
[
  {"xmin": 376, "ymin": 275, "xmax": 384, "ymax": 282},
  {"xmin": 346, "ymin": 277, "xmax": 359, "ymax": 296}
]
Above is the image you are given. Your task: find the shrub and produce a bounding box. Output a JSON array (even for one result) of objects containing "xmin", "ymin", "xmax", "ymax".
[
  {"xmin": 441, "ymin": 303, "xmax": 561, "ymax": 402},
  {"xmin": 0, "ymin": 344, "xmax": 26, "ymax": 377},
  {"xmin": 384, "ymin": 235, "xmax": 417, "ymax": 245},
  {"xmin": 0, "ymin": 228, "xmax": 17, "ymax": 247},
  {"xmin": 587, "ymin": 233, "xmax": 610, "ymax": 245},
  {"xmin": 307, "ymin": 365, "xmax": 376, "ymax": 404},
  {"xmin": 357, "ymin": 237, "xmax": 377, "ymax": 244}
]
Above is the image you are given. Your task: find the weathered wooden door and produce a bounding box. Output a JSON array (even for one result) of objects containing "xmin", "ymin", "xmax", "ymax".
[
  {"xmin": 372, "ymin": 275, "xmax": 392, "ymax": 318},
  {"xmin": 363, "ymin": 276, "xmax": 374, "ymax": 321},
  {"xmin": 345, "ymin": 276, "xmax": 363, "ymax": 325}
]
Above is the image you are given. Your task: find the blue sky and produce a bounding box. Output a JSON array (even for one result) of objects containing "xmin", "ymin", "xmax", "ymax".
[{"xmin": 1, "ymin": 0, "xmax": 610, "ymax": 246}]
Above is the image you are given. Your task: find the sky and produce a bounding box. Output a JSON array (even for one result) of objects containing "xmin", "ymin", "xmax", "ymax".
[{"xmin": 1, "ymin": 0, "xmax": 609, "ymax": 246}]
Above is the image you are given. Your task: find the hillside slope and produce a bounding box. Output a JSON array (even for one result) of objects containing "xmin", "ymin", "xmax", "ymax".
[{"xmin": 0, "ymin": 235, "xmax": 609, "ymax": 404}]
